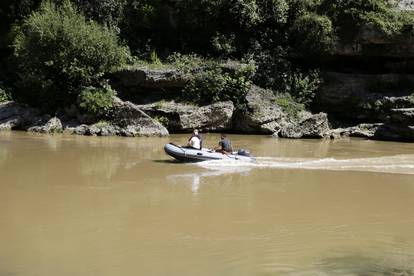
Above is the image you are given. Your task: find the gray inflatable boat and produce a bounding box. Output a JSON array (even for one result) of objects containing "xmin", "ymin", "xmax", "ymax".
[{"xmin": 164, "ymin": 143, "xmax": 256, "ymax": 163}]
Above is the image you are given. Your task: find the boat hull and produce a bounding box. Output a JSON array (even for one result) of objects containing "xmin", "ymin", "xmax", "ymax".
[{"xmin": 164, "ymin": 143, "xmax": 256, "ymax": 163}]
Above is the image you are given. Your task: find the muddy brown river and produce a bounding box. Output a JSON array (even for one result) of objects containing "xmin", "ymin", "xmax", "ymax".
[{"xmin": 1, "ymin": 132, "xmax": 414, "ymax": 275}]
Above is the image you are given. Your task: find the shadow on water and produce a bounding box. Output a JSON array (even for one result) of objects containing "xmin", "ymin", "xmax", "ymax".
[
  {"xmin": 153, "ymin": 159, "xmax": 183, "ymax": 164},
  {"xmin": 315, "ymin": 255, "xmax": 414, "ymax": 276}
]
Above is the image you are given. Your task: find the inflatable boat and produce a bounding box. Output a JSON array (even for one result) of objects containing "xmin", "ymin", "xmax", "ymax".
[{"xmin": 164, "ymin": 143, "xmax": 256, "ymax": 163}]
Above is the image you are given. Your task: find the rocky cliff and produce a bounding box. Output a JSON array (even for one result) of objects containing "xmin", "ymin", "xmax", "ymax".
[
  {"xmin": 3, "ymin": 34, "xmax": 414, "ymax": 142},
  {"xmin": 312, "ymin": 8, "xmax": 414, "ymax": 142},
  {"xmin": 0, "ymin": 98, "xmax": 169, "ymax": 137}
]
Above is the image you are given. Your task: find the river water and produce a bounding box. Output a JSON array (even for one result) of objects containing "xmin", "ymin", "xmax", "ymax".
[{"xmin": 1, "ymin": 132, "xmax": 414, "ymax": 275}]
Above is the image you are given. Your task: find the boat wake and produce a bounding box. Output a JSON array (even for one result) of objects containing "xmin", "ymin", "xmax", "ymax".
[{"xmin": 196, "ymin": 154, "xmax": 414, "ymax": 175}]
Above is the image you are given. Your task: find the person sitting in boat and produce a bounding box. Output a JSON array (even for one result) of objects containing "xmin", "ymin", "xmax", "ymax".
[
  {"xmin": 215, "ymin": 134, "xmax": 232, "ymax": 154},
  {"xmin": 186, "ymin": 129, "xmax": 202, "ymax": 150}
]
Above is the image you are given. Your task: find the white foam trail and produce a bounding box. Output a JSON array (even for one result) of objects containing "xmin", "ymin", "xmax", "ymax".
[{"xmin": 196, "ymin": 155, "xmax": 414, "ymax": 175}]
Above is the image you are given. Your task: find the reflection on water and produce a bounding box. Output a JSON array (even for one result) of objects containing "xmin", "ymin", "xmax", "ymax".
[
  {"xmin": 1, "ymin": 132, "xmax": 414, "ymax": 276},
  {"xmin": 169, "ymin": 166, "xmax": 252, "ymax": 193},
  {"xmin": 79, "ymin": 151, "xmax": 121, "ymax": 182}
]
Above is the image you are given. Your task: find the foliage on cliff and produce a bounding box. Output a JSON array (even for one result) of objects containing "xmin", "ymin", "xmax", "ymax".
[
  {"xmin": 0, "ymin": 87, "xmax": 11, "ymax": 103},
  {"xmin": 78, "ymin": 86, "xmax": 115, "ymax": 115},
  {"xmin": 0, "ymin": 0, "xmax": 412, "ymax": 111},
  {"xmin": 11, "ymin": 0, "xmax": 127, "ymax": 111},
  {"xmin": 182, "ymin": 64, "xmax": 255, "ymax": 106}
]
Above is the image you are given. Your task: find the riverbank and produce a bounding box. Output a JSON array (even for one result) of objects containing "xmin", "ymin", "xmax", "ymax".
[
  {"xmin": 2, "ymin": 1, "xmax": 414, "ymax": 142},
  {"xmin": 1, "ymin": 85, "xmax": 413, "ymax": 142}
]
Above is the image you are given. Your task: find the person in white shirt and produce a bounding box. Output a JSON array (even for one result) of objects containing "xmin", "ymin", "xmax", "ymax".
[{"xmin": 186, "ymin": 129, "xmax": 202, "ymax": 150}]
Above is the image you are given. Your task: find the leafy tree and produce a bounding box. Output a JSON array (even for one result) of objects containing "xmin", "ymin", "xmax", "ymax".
[
  {"xmin": 319, "ymin": 0, "xmax": 405, "ymax": 41},
  {"xmin": 120, "ymin": 0, "xmax": 164, "ymax": 56},
  {"xmin": 72, "ymin": 0, "xmax": 127, "ymax": 30},
  {"xmin": 12, "ymin": 0, "xmax": 128, "ymax": 111},
  {"xmin": 0, "ymin": 0, "xmax": 42, "ymax": 80},
  {"xmin": 290, "ymin": 13, "xmax": 334, "ymax": 58},
  {"xmin": 251, "ymin": 47, "xmax": 291, "ymax": 92}
]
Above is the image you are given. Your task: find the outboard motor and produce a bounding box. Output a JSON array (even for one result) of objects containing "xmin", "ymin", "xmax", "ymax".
[{"xmin": 237, "ymin": 149, "xmax": 251, "ymax": 157}]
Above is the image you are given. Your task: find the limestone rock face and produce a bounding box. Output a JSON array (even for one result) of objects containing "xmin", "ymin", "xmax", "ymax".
[
  {"xmin": 333, "ymin": 20, "xmax": 414, "ymax": 58},
  {"xmin": 234, "ymin": 86, "xmax": 289, "ymax": 134},
  {"xmin": 374, "ymin": 124, "xmax": 414, "ymax": 141},
  {"xmin": 397, "ymin": 0, "xmax": 414, "ymax": 10},
  {"xmin": 28, "ymin": 117, "xmax": 63, "ymax": 133},
  {"xmin": 279, "ymin": 113, "xmax": 330, "ymax": 139},
  {"xmin": 298, "ymin": 113, "xmax": 331, "ymax": 138},
  {"xmin": 329, "ymin": 123, "xmax": 382, "ymax": 139},
  {"xmin": 139, "ymin": 101, "xmax": 234, "ymax": 133},
  {"xmin": 0, "ymin": 101, "xmax": 40, "ymax": 130},
  {"xmin": 348, "ymin": 123, "xmax": 382, "ymax": 138},
  {"xmin": 372, "ymin": 108, "xmax": 414, "ymax": 141},
  {"xmin": 112, "ymin": 67, "xmax": 190, "ymax": 88},
  {"xmin": 0, "ymin": 98, "xmax": 169, "ymax": 137},
  {"xmin": 112, "ymin": 62, "xmax": 249, "ymax": 90},
  {"xmin": 316, "ymin": 72, "xmax": 414, "ymax": 122},
  {"xmin": 389, "ymin": 108, "xmax": 414, "ymax": 125},
  {"xmin": 110, "ymin": 97, "xmax": 169, "ymax": 137},
  {"xmin": 233, "ymin": 86, "xmax": 331, "ymax": 138}
]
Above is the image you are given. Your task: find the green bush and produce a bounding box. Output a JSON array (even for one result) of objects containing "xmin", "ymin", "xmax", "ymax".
[
  {"xmin": 289, "ymin": 69, "xmax": 321, "ymax": 107},
  {"xmin": 77, "ymin": 86, "xmax": 115, "ymax": 115},
  {"xmin": 182, "ymin": 65, "xmax": 253, "ymax": 106},
  {"xmin": 12, "ymin": 0, "xmax": 127, "ymax": 111},
  {"xmin": 166, "ymin": 53, "xmax": 207, "ymax": 73},
  {"xmin": 149, "ymin": 50, "xmax": 161, "ymax": 65},
  {"xmin": 155, "ymin": 116, "xmax": 169, "ymax": 127},
  {"xmin": 252, "ymin": 48, "xmax": 321, "ymax": 106},
  {"xmin": 211, "ymin": 33, "xmax": 236, "ymax": 56},
  {"xmin": 320, "ymin": 0, "xmax": 405, "ymax": 41},
  {"xmin": 92, "ymin": 120, "xmax": 110, "ymax": 128},
  {"xmin": 0, "ymin": 87, "xmax": 11, "ymax": 102},
  {"xmin": 275, "ymin": 93, "xmax": 305, "ymax": 118},
  {"xmin": 409, "ymin": 93, "xmax": 414, "ymax": 105}
]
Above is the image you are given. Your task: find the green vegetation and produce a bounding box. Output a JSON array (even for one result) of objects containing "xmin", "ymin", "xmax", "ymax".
[
  {"xmin": 78, "ymin": 86, "xmax": 115, "ymax": 115},
  {"xmin": 275, "ymin": 93, "xmax": 305, "ymax": 118},
  {"xmin": 93, "ymin": 120, "xmax": 111, "ymax": 128},
  {"xmin": 319, "ymin": 0, "xmax": 407, "ymax": 41},
  {"xmin": 290, "ymin": 13, "xmax": 334, "ymax": 57},
  {"xmin": 11, "ymin": 0, "xmax": 127, "ymax": 111},
  {"xmin": 409, "ymin": 93, "xmax": 414, "ymax": 105},
  {"xmin": 0, "ymin": 0, "xmax": 412, "ymax": 114},
  {"xmin": 166, "ymin": 53, "xmax": 212, "ymax": 73},
  {"xmin": 289, "ymin": 70, "xmax": 321, "ymax": 107},
  {"xmin": 126, "ymin": 52, "xmax": 211, "ymax": 73},
  {"xmin": 0, "ymin": 87, "xmax": 10, "ymax": 103},
  {"xmin": 155, "ymin": 116, "xmax": 169, "ymax": 127},
  {"xmin": 182, "ymin": 64, "xmax": 254, "ymax": 106}
]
